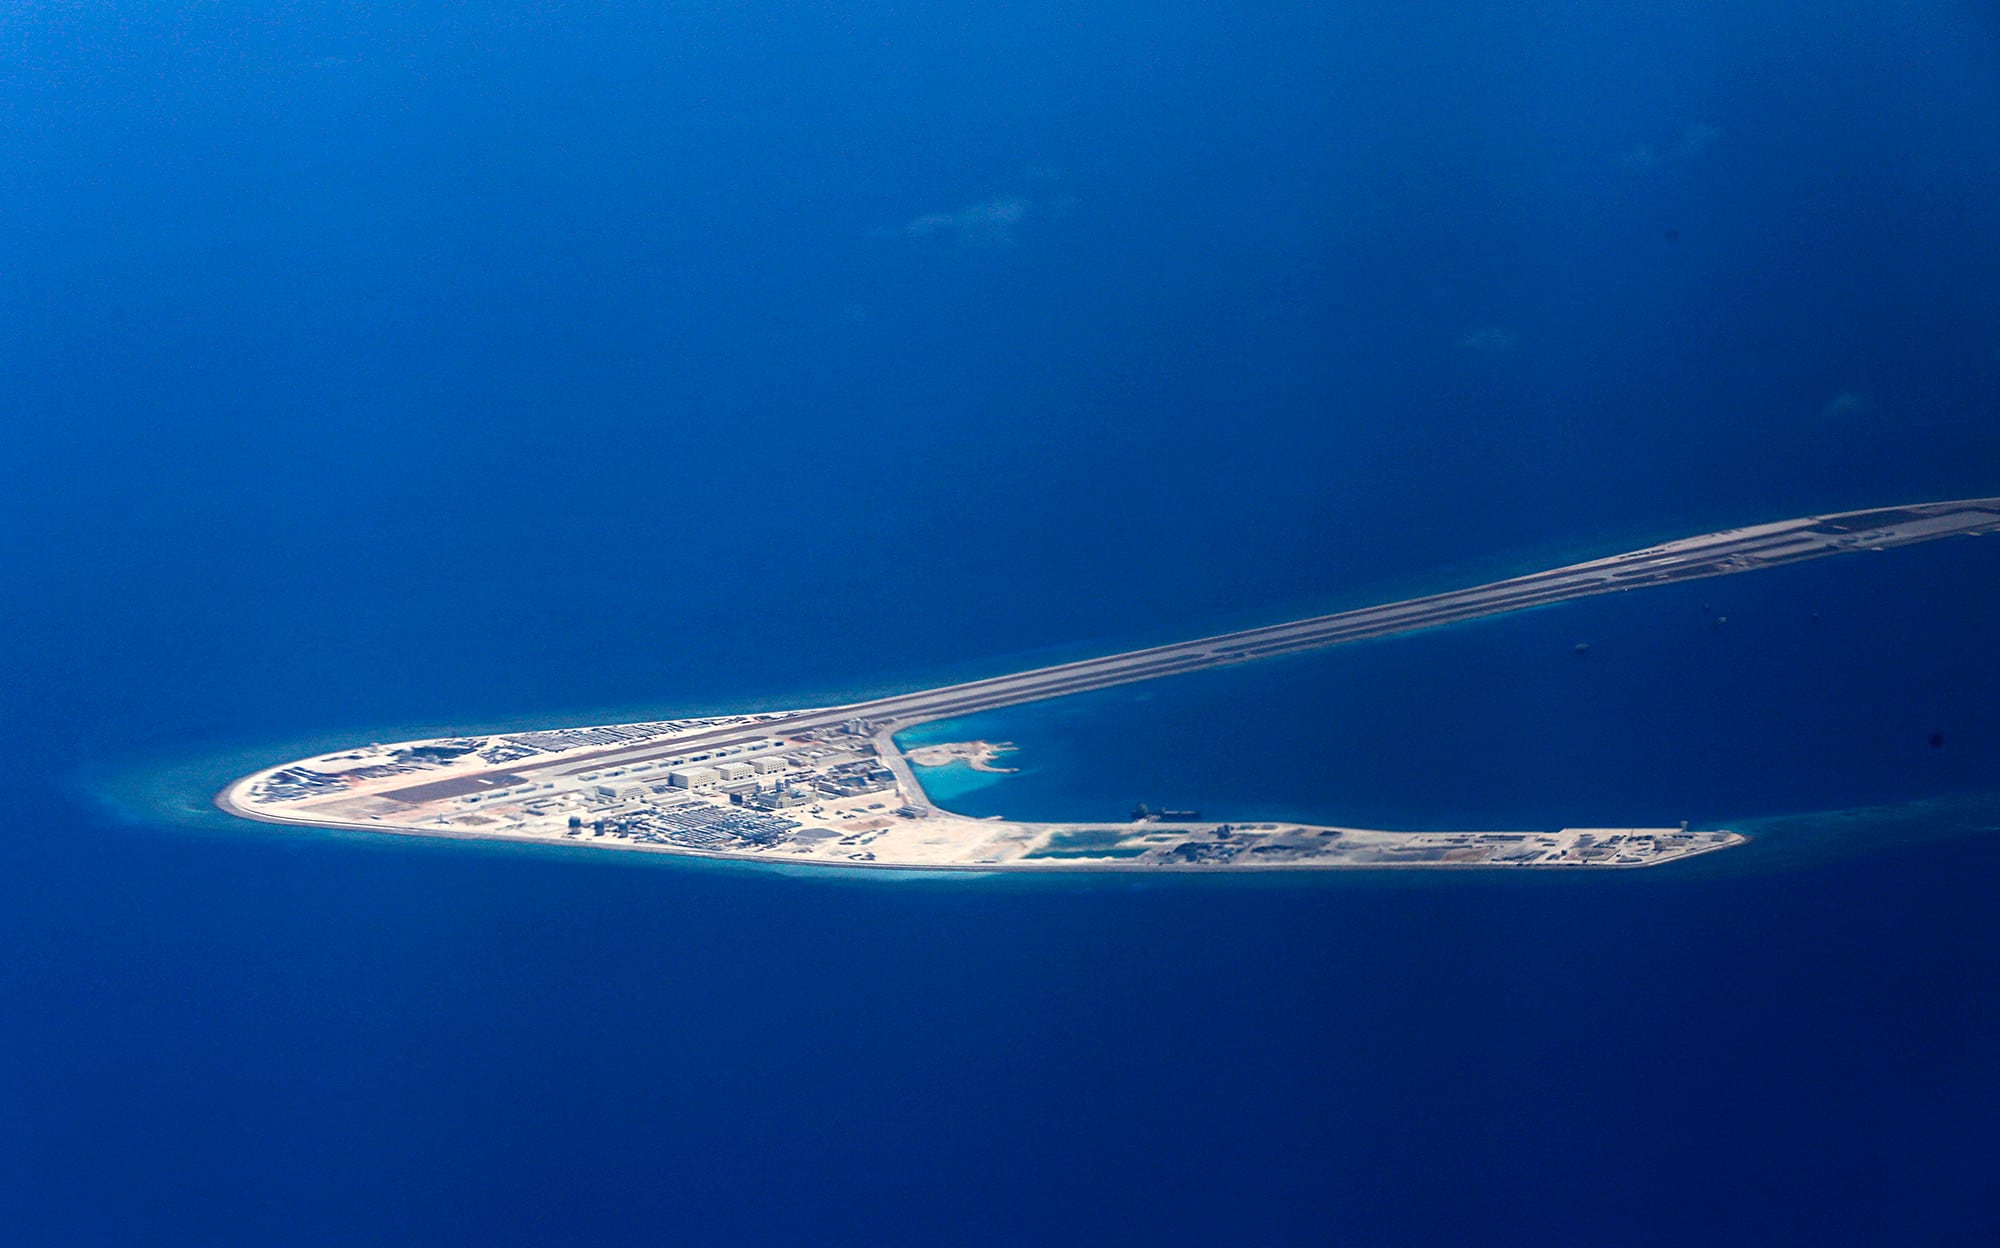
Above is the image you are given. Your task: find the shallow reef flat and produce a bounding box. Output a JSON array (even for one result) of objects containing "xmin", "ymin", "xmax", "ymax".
[{"xmin": 217, "ymin": 497, "xmax": 2000, "ymax": 870}]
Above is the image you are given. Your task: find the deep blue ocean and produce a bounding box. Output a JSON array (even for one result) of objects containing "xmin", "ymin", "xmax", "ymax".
[{"xmin": 5, "ymin": 3, "xmax": 2000, "ymax": 1244}]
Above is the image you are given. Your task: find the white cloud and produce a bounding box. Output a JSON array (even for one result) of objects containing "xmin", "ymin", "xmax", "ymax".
[
  {"xmin": 1457, "ymin": 326, "xmax": 1518, "ymax": 355},
  {"xmin": 896, "ymin": 213, "xmax": 955, "ymax": 238},
  {"xmin": 1674, "ymin": 123, "xmax": 1724, "ymax": 160},
  {"xmin": 1618, "ymin": 122, "xmax": 1725, "ymax": 171},
  {"xmin": 876, "ymin": 196, "xmax": 1033, "ymax": 247}
]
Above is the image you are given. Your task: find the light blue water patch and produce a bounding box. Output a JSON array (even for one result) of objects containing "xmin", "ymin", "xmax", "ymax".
[
  {"xmin": 6, "ymin": 1, "xmax": 2000, "ymax": 1241},
  {"xmin": 902, "ymin": 757, "xmax": 1011, "ymax": 805},
  {"xmin": 907, "ymin": 537, "xmax": 2000, "ymax": 835}
]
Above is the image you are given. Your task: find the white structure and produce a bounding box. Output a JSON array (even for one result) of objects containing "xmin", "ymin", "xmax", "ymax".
[
  {"xmin": 667, "ymin": 766, "xmax": 722, "ymax": 789},
  {"xmin": 716, "ymin": 762, "xmax": 755, "ymax": 781}
]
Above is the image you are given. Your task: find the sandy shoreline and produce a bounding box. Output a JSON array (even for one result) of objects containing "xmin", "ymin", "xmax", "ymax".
[
  {"xmin": 906, "ymin": 740, "xmax": 1019, "ymax": 773},
  {"xmin": 213, "ymin": 725, "xmax": 1741, "ymax": 871},
  {"xmin": 209, "ymin": 498, "xmax": 2000, "ymax": 872},
  {"xmin": 215, "ymin": 783, "xmax": 1735, "ymax": 872}
]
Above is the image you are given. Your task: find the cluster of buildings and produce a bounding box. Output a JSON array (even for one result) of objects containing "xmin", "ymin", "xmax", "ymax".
[
  {"xmin": 248, "ymin": 711, "xmax": 929, "ymax": 863},
  {"xmin": 253, "ymin": 756, "xmax": 436, "ymax": 802},
  {"xmin": 576, "ymin": 801, "xmax": 800, "ymax": 851},
  {"xmin": 459, "ymin": 713, "xmax": 798, "ymax": 770}
]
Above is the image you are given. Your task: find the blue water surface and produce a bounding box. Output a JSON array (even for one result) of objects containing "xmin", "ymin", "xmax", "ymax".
[
  {"xmin": 4, "ymin": 1, "xmax": 2000, "ymax": 1244},
  {"xmin": 904, "ymin": 537, "xmax": 2000, "ymax": 832}
]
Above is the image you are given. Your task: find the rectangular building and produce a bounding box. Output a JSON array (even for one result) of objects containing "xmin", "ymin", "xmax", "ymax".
[{"xmin": 667, "ymin": 766, "xmax": 722, "ymax": 789}]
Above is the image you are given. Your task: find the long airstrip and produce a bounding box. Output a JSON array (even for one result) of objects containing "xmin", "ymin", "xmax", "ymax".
[{"xmin": 217, "ymin": 497, "xmax": 2000, "ymax": 870}]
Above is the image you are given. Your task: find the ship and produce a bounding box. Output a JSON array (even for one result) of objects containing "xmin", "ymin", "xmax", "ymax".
[{"xmin": 1132, "ymin": 803, "xmax": 1203, "ymax": 823}]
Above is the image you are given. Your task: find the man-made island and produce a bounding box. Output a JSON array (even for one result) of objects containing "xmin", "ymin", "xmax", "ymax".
[{"xmin": 218, "ymin": 497, "xmax": 2000, "ymax": 870}]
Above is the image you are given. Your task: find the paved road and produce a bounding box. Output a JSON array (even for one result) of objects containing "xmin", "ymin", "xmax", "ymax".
[{"xmin": 381, "ymin": 497, "xmax": 2000, "ymax": 803}]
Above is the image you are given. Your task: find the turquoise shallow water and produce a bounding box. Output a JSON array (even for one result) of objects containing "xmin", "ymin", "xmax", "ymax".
[
  {"xmin": 31, "ymin": 534, "xmax": 2000, "ymax": 1248},
  {"xmin": 900, "ymin": 537, "xmax": 2000, "ymax": 840},
  {"xmin": 9, "ymin": 0, "xmax": 2000, "ymax": 1242},
  {"xmin": 902, "ymin": 757, "xmax": 1012, "ymax": 807}
]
